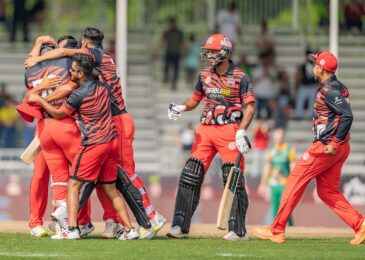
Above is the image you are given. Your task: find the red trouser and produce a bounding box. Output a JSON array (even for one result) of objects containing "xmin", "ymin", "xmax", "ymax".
[
  {"xmin": 271, "ymin": 141, "xmax": 364, "ymax": 234},
  {"xmin": 190, "ymin": 123, "xmax": 245, "ymax": 172},
  {"xmin": 29, "ymin": 148, "xmax": 49, "ymax": 228},
  {"xmin": 37, "ymin": 117, "xmax": 91, "ymax": 225},
  {"xmin": 96, "ymin": 113, "xmax": 156, "ymax": 222}
]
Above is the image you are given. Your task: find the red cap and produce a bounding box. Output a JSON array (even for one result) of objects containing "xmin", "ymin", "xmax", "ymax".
[
  {"xmin": 16, "ymin": 103, "xmax": 43, "ymax": 122},
  {"xmin": 311, "ymin": 51, "xmax": 338, "ymax": 72}
]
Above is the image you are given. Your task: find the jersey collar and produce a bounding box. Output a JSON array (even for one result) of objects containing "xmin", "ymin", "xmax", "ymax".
[
  {"xmin": 319, "ymin": 75, "xmax": 337, "ymax": 90},
  {"xmin": 211, "ymin": 60, "xmax": 235, "ymax": 75}
]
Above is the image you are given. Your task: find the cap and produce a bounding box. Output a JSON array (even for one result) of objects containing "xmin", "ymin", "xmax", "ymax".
[
  {"xmin": 310, "ymin": 51, "xmax": 338, "ymax": 72},
  {"xmin": 40, "ymin": 43, "xmax": 56, "ymax": 51}
]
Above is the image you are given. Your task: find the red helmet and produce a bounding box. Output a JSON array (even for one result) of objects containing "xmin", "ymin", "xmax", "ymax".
[{"xmin": 201, "ymin": 34, "xmax": 232, "ymax": 66}]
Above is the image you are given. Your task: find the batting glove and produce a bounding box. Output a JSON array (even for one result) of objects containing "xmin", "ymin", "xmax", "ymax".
[
  {"xmin": 235, "ymin": 129, "xmax": 251, "ymax": 155},
  {"xmin": 168, "ymin": 103, "xmax": 186, "ymax": 121}
]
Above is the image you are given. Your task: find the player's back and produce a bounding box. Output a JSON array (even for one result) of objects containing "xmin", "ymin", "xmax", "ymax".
[
  {"xmin": 85, "ymin": 47, "xmax": 125, "ymax": 113},
  {"xmin": 66, "ymin": 79, "xmax": 117, "ymax": 146}
]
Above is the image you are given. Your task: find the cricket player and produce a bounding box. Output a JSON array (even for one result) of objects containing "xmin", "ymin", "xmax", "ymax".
[
  {"xmin": 28, "ymin": 53, "xmax": 139, "ymax": 240},
  {"xmin": 22, "ymin": 36, "xmax": 91, "ymax": 237},
  {"xmin": 253, "ymin": 51, "xmax": 365, "ymax": 245},
  {"xmin": 166, "ymin": 34, "xmax": 255, "ymax": 240},
  {"xmin": 25, "ymin": 27, "xmax": 166, "ymax": 239},
  {"xmin": 257, "ymin": 128, "xmax": 296, "ymax": 225}
]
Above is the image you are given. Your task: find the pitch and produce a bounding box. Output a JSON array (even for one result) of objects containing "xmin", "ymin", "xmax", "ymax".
[{"xmin": 0, "ymin": 222, "xmax": 364, "ymax": 259}]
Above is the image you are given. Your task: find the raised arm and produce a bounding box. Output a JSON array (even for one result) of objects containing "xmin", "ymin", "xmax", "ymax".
[{"xmin": 45, "ymin": 81, "xmax": 79, "ymax": 103}]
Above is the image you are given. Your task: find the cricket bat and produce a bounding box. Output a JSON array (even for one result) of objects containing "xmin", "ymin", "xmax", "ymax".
[
  {"xmin": 217, "ymin": 153, "xmax": 242, "ymax": 230},
  {"xmin": 20, "ymin": 136, "xmax": 41, "ymax": 165}
]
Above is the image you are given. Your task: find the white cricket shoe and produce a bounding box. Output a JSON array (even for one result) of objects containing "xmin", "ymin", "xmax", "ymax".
[
  {"xmin": 139, "ymin": 226, "xmax": 156, "ymax": 240},
  {"xmin": 101, "ymin": 219, "xmax": 118, "ymax": 239},
  {"xmin": 118, "ymin": 228, "xmax": 139, "ymax": 240},
  {"xmin": 151, "ymin": 212, "xmax": 167, "ymax": 232},
  {"xmin": 79, "ymin": 223, "xmax": 95, "ymax": 237},
  {"xmin": 223, "ymin": 231, "xmax": 249, "ymax": 241},
  {"xmin": 50, "ymin": 204, "xmax": 68, "ymax": 230},
  {"xmin": 48, "ymin": 221, "xmax": 56, "ymax": 233},
  {"xmin": 30, "ymin": 226, "xmax": 47, "ymax": 237},
  {"xmin": 166, "ymin": 226, "xmax": 189, "ymax": 239},
  {"xmin": 51, "ymin": 228, "xmax": 80, "ymax": 240}
]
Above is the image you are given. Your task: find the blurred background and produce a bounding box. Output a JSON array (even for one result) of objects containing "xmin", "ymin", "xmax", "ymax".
[{"xmin": 0, "ymin": 0, "xmax": 364, "ymax": 228}]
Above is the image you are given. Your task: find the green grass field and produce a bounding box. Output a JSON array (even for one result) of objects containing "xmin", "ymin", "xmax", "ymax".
[
  {"xmin": 1, "ymin": 233, "xmax": 365, "ymax": 259},
  {"xmin": 0, "ymin": 223, "xmax": 365, "ymax": 259}
]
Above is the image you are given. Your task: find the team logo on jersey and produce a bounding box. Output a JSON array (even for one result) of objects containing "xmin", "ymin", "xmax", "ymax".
[
  {"xmin": 206, "ymin": 88, "xmax": 231, "ymax": 95},
  {"xmin": 334, "ymin": 96, "xmax": 343, "ymax": 105},
  {"xmin": 302, "ymin": 152, "xmax": 309, "ymax": 161},
  {"xmin": 227, "ymin": 76, "xmax": 235, "ymax": 85},
  {"xmin": 228, "ymin": 142, "xmax": 236, "ymax": 150}
]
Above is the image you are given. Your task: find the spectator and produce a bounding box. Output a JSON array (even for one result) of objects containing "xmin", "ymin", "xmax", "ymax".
[
  {"xmin": 257, "ymin": 128, "xmax": 296, "ymax": 225},
  {"xmin": 344, "ymin": 0, "xmax": 365, "ymax": 33},
  {"xmin": 273, "ymin": 70, "xmax": 291, "ymax": 129},
  {"xmin": 255, "ymin": 20, "xmax": 275, "ymax": 64},
  {"xmin": 237, "ymin": 53, "xmax": 255, "ymax": 78},
  {"xmin": 252, "ymin": 54, "xmax": 279, "ymax": 120},
  {"xmin": 183, "ymin": 34, "xmax": 200, "ymax": 84},
  {"xmin": 0, "ymin": 97, "xmax": 19, "ymax": 147},
  {"xmin": 177, "ymin": 121, "xmax": 195, "ymax": 162},
  {"xmin": 216, "ymin": 2, "xmax": 242, "ymax": 43},
  {"xmin": 160, "ymin": 17, "xmax": 184, "ymax": 90},
  {"xmin": 294, "ymin": 48, "xmax": 317, "ymax": 120},
  {"xmin": 249, "ymin": 120, "xmax": 270, "ymax": 178},
  {"xmin": 10, "ymin": 0, "xmax": 29, "ymax": 42},
  {"xmin": 29, "ymin": 0, "xmax": 46, "ymax": 29},
  {"xmin": 0, "ymin": 0, "xmax": 8, "ymax": 32}
]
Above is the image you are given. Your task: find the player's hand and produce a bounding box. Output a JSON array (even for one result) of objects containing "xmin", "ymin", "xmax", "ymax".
[
  {"xmin": 36, "ymin": 35, "xmax": 57, "ymax": 46},
  {"xmin": 28, "ymin": 93, "xmax": 41, "ymax": 104},
  {"xmin": 257, "ymin": 184, "xmax": 269, "ymax": 201},
  {"xmin": 24, "ymin": 57, "xmax": 38, "ymax": 69},
  {"xmin": 168, "ymin": 103, "xmax": 186, "ymax": 121},
  {"xmin": 324, "ymin": 144, "xmax": 336, "ymax": 156},
  {"xmin": 235, "ymin": 129, "xmax": 251, "ymax": 155},
  {"xmin": 39, "ymin": 75, "xmax": 61, "ymax": 90}
]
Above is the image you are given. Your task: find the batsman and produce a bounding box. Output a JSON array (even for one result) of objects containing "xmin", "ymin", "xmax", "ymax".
[{"xmin": 166, "ymin": 34, "xmax": 256, "ymax": 240}]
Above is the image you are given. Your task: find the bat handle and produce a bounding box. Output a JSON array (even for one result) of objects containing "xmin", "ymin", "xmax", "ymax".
[{"xmin": 234, "ymin": 152, "xmax": 242, "ymax": 167}]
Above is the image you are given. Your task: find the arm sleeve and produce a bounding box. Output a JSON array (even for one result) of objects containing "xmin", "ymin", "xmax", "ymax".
[
  {"xmin": 60, "ymin": 91, "xmax": 82, "ymax": 115},
  {"xmin": 239, "ymin": 75, "xmax": 255, "ymax": 104},
  {"xmin": 324, "ymin": 88, "xmax": 353, "ymax": 146},
  {"xmin": 191, "ymin": 75, "xmax": 204, "ymax": 102}
]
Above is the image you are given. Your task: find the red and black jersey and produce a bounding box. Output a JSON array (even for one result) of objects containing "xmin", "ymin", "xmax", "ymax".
[
  {"xmin": 61, "ymin": 79, "xmax": 117, "ymax": 146},
  {"xmin": 191, "ymin": 61, "xmax": 255, "ymax": 125},
  {"xmin": 25, "ymin": 57, "xmax": 72, "ymax": 116},
  {"xmin": 313, "ymin": 75, "xmax": 352, "ymax": 147},
  {"xmin": 82, "ymin": 47, "xmax": 125, "ymax": 116}
]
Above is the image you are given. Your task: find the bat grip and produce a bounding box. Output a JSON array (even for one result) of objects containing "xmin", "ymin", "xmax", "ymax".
[{"xmin": 234, "ymin": 153, "xmax": 242, "ymax": 167}]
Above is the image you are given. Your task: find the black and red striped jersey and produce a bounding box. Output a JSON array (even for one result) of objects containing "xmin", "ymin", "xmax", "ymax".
[
  {"xmin": 82, "ymin": 47, "xmax": 125, "ymax": 116},
  {"xmin": 61, "ymin": 79, "xmax": 117, "ymax": 146},
  {"xmin": 191, "ymin": 61, "xmax": 255, "ymax": 125},
  {"xmin": 313, "ymin": 75, "xmax": 352, "ymax": 147},
  {"xmin": 25, "ymin": 57, "xmax": 72, "ymax": 116}
]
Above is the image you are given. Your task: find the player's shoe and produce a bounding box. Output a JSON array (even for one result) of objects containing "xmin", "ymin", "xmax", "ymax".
[
  {"xmin": 252, "ymin": 227, "xmax": 285, "ymax": 243},
  {"xmin": 151, "ymin": 212, "xmax": 167, "ymax": 232},
  {"xmin": 166, "ymin": 226, "xmax": 189, "ymax": 239},
  {"xmin": 101, "ymin": 219, "xmax": 118, "ymax": 239},
  {"xmin": 350, "ymin": 221, "xmax": 365, "ymax": 245},
  {"xmin": 118, "ymin": 228, "xmax": 139, "ymax": 240},
  {"xmin": 50, "ymin": 204, "xmax": 68, "ymax": 230},
  {"xmin": 30, "ymin": 226, "xmax": 47, "ymax": 237},
  {"xmin": 223, "ymin": 231, "xmax": 249, "ymax": 241},
  {"xmin": 51, "ymin": 228, "xmax": 80, "ymax": 240},
  {"xmin": 48, "ymin": 221, "xmax": 56, "ymax": 233},
  {"xmin": 79, "ymin": 223, "xmax": 95, "ymax": 237},
  {"xmin": 139, "ymin": 226, "xmax": 156, "ymax": 240}
]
